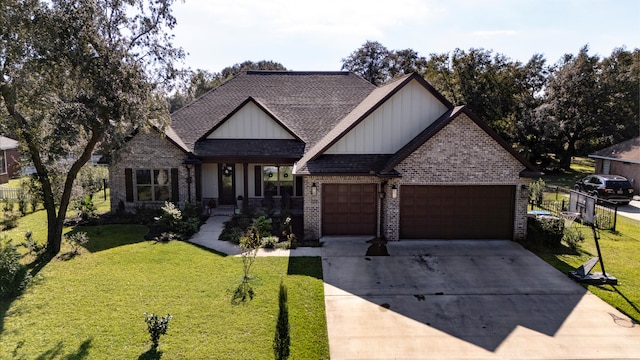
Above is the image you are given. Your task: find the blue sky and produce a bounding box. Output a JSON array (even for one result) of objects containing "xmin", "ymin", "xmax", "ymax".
[{"xmin": 172, "ymin": 0, "xmax": 639, "ymax": 72}]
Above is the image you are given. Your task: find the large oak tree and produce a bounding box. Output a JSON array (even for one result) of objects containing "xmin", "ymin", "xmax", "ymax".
[{"xmin": 0, "ymin": 0, "xmax": 184, "ymax": 256}]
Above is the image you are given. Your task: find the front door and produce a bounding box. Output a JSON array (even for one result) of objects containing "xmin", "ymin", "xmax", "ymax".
[{"xmin": 218, "ymin": 163, "xmax": 235, "ymax": 205}]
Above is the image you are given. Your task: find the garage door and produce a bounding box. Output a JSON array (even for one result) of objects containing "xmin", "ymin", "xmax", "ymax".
[
  {"xmin": 322, "ymin": 183, "xmax": 377, "ymax": 235},
  {"xmin": 400, "ymin": 185, "xmax": 515, "ymax": 239}
]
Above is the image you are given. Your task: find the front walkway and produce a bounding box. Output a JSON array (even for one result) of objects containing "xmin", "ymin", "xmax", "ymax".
[
  {"xmin": 189, "ymin": 217, "xmax": 640, "ymax": 359},
  {"xmin": 189, "ymin": 216, "xmax": 322, "ymax": 257}
]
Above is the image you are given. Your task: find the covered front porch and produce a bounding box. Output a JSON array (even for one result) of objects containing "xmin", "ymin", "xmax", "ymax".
[{"xmin": 196, "ymin": 161, "xmax": 304, "ymax": 214}]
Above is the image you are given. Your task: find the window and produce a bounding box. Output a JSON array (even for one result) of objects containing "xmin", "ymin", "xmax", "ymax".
[
  {"xmin": 263, "ymin": 165, "xmax": 294, "ymax": 197},
  {"xmin": 136, "ymin": 169, "xmax": 171, "ymax": 201},
  {"xmin": 0, "ymin": 150, "xmax": 6, "ymax": 174}
]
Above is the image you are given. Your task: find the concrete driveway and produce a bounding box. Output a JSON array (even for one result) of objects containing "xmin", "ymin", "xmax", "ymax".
[
  {"xmin": 618, "ymin": 200, "xmax": 640, "ymax": 221},
  {"xmin": 321, "ymin": 238, "xmax": 640, "ymax": 359}
]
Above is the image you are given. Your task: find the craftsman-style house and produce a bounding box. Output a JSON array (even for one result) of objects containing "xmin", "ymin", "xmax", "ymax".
[{"xmin": 108, "ymin": 71, "xmax": 538, "ymax": 241}]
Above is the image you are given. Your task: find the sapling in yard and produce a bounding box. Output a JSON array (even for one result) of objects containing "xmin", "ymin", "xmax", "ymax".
[{"xmin": 144, "ymin": 313, "xmax": 172, "ymax": 349}]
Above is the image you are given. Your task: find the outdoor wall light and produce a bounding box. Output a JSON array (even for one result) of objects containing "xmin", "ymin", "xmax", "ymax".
[
  {"xmin": 391, "ymin": 184, "xmax": 398, "ymax": 199},
  {"xmin": 311, "ymin": 182, "xmax": 317, "ymax": 196}
]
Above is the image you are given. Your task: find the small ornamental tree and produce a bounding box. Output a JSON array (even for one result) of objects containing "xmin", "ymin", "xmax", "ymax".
[{"xmin": 144, "ymin": 313, "xmax": 172, "ymax": 349}]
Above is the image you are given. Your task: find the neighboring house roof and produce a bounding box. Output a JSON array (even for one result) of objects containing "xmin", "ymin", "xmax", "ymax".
[
  {"xmin": 0, "ymin": 136, "xmax": 18, "ymax": 150},
  {"xmin": 170, "ymin": 71, "xmax": 376, "ymax": 152},
  {"xmin": 590, "ymin": 136, "xmax": 640, "ymax": 165}
]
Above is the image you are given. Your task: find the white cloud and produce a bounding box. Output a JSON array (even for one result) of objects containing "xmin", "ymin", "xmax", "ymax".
[
  {"xmin": 181, "ymin": 0, "xmax": 437, "ymax": 38},
  {"xmin": 472, "ymin": 30, "xmax": 517, "ymax": 37}
]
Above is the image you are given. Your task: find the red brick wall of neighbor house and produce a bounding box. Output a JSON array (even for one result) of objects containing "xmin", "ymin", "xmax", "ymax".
[
  {"xmin": 108, "ymin": 131, "xmax": 192, "ymax": 212},
  {"xmin": 387, "ymin": 113, "xmax": 529, "ymax": 241},
  {"xmin": 0, "ymin": 148, "xmax": 20, "ymax": 184},
  {"xmin": 6, "ymin": 148, "xmax": 20, "ymax": 179},
  {"xmin": 595, "ymin": 158, "xmax": 640, "ymax": 195}
]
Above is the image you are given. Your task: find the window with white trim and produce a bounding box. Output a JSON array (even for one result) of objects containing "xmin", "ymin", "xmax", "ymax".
[{"xmin": 136, "ymin": 169, "xmax": 171, "ymax": 201}]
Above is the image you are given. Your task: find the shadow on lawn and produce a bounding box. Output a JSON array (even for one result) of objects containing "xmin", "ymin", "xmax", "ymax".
[
  {"xmin": 0, "ymin": 252, "xmax": 53, "ymax": 336},
  {"xmin": 28, "ymin": 337, "xmax": 92, "ymax": 360},
  {"xmin": 287, "ymin": 256, "xmax": 322, "ymax": 280},
  {"xmin": 69, "ymin": 225, "xmax": 148, "ymax": 253},
  {"xmin": 138, "ymin": 347, "xmax": 163, "ymax": 360}
]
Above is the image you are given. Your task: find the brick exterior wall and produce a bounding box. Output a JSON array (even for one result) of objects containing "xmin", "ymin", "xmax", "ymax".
[
  {"xmin": 109, "ymin": 131, "xmax": 192, "ymax": 212},
  {"xmin": 303, "ymin": 114, "xmax": 530, "ymax": 241},
  {"xmin": 0, "ymin": 148, "xmax": 20, "ymax": 184},
  {"xmin": 386, "ymin": 114, "xmax": 529, "ymax": 241}
]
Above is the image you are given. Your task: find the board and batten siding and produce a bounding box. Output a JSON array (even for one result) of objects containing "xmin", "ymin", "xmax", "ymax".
[
  {"xmin": 326, "ymin": 79, "xmax": 449, "ymax": 155},
  {"xmin": 201, "ymin": 163, "xmax": 218, "ymax": 198},
  {"xmin": 207, "ymin": 102, "xmax": 294, "ymax": 139}
]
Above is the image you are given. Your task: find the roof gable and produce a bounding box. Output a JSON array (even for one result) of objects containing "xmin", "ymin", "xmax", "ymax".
[
  {"xmin": 169, "ymin": 71, "xmax": 376, "ymax": 151},
  {"xmin": 325, "ymin": 77, "xmax": 450, "ymax": 155},
  {"xmin": 0, "ymin": 136, "xmax": 18, "ymax": 150},
  {"xmin": 295, "ymin": 73, "xmax": 453, "ymax": 172},
  {"xmin": 380, "ymin": 106, "xmax": 539, "ymax": 177},
  {"xmin": 200, "ymin": 97, "xmax": 299, "ymax": 141}
]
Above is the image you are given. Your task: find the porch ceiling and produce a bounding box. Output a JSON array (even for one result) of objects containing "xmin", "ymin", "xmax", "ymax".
[{"xmin": 194, "ymin": 139, "xmax": 305, "ymax": 162}]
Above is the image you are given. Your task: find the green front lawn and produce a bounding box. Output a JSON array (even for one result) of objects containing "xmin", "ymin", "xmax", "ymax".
[
  {"xmin": 1, "ymin": 196, "xmax": 329, "ymax": 359},
  {"xmin": 532, "ymin": 216, "xmax": 640, "ymax": 322},
  {"xmin": 531, "ymin": 157, "xmax": 640, "ymax": 322}
]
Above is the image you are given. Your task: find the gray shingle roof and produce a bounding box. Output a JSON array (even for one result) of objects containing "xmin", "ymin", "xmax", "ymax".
[
  {"xmin": 170, "ymin": 71, "xmax": 376, "ymax": 152},
  {"xmin": 296, "ymin": 154, "xmax": 396, "ymax": 175},
  {"xmin": 590, "ymin": 136, "xmax": 640, "ymax": 164}
]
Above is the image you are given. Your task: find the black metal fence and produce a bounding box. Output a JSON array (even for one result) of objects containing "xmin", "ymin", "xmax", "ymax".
[{"xmin": 529, "ymin": 197, "xmax": 619, "ymax": 231}]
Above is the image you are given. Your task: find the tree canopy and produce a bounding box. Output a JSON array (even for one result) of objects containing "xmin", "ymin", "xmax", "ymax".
[
  {"xmin": 341, "ymin": 41, "xmax": 427, "ymax": 85},
  {"xmin": 343, "ymin": 41, "xmax": 639, "ymax": 171},
  {"xmin": 169, "ymin": 60, "xmax": 287, "ymax": 112},
  {"xmin": 0, "ymin": 0, "xmax": 184, "ymax": 255}
]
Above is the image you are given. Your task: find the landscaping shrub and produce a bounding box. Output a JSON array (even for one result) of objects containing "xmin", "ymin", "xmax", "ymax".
[
  {"xmin": 526, "ymin": 216, "xmax": 564, "ymax": 248},
  {"xmin": 1, "ymin": 211, "xmax": 19, "ymax": 230},
  {"xmin": 20, "ymin": 231, "xmax": 43, "ymax": 257},
  {"xmin": 134, "ymin": 205, "xmax": 162, "ymax": 225},
  {"xmin": 65, "ymin": 231, "xmax": 89, "ymax": 255},
  {"xmin": 156, "ymin": 232, "xmax": 181, "ymax": 243},
  {"xmin": 17, "ymin": 184, "xmax": 29, "ymax": 216},
  {"xmin": 154, "ymin": 201, "xmax": 203, "ymax": 240},
  {"xmin": 0, "ymin": 237, "xmax": 31, "ymax": 299},
  {"xmin": 253, "ymin": 216, "xmax": 273, "ymax": 237},
  {"xmin": 143, "ymin": 313, "xmax": 172, "ymax": 349},
  {"xmin": 563, "ymin": 228, "xmax": 585, "ymax": 251},
  {"xmin": 261, "ymin": 236, "xmax": 279, "ymax": 249},
  {"xmin": 529, "ymin": 178, "xmax": 546, "ymax": 206},
  {"xmin": 75, "ymin": 194, "xmax": 96, "ymax": 221}
]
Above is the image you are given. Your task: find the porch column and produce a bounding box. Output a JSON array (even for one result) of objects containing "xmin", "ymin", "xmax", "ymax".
[
  {"xmin": 243, "ymin": 163, "xmax": 249, "ymax": 208},
  {"xmin": 195, "ymin": 164, "xmax": 202, "ymax": 202}
]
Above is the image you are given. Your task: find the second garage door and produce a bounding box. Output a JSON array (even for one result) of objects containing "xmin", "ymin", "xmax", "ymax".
[
  {"xmin": 400, "ymin": 185, "xmax": 515, "ymax": 239},
  {"xmin": 322, "ymin": 183, "xmax": 377, "ymax": 236}
]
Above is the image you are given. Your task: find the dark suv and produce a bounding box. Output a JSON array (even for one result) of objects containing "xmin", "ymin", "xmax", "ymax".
[{"xmin": 574, "ymin": 174, "xmax": 634, "ymax": 205}]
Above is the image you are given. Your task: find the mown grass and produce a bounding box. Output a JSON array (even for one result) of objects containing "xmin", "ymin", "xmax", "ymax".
[
  {"xmin": 1, "ymin": 190, "xmax": 329, "ymax": 359},
  {"xmin": 532, "ymin": 157, "xmax": 640, "ymax": 322},
  {"xmin": 540, "ymin": 157, "xmax": 594, "ymax": 191}
]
